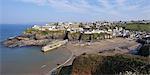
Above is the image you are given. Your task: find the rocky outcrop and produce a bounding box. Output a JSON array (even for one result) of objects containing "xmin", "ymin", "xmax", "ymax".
[
  {"xmin": 3, "ymin": 38, "xmax": 19, "ymax": 47},
  {"xmin": 3, "ymin": 35, "xmax": 51, "ymax": 47},
  {"xmin": 3, "ymin": 30, "xmax": 66, "ymax": 47}
]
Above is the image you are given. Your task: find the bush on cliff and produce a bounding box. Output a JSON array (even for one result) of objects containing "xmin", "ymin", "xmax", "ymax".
[
  {"xmin": 68, "ymin": 32, "xmax": 80, "ymax": 41},
  {"xmin": 24, "ymin": 28, "xmax": 38, "ymax": 34}
]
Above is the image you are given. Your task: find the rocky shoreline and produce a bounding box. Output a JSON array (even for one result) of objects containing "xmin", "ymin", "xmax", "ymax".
[
  {"xmin": 2, "ymin": 28, "xmax": 67, "ymax": 48},
  {"xmin": 3, "ymin": 34, "xmax": 52, "ymax": 48}
]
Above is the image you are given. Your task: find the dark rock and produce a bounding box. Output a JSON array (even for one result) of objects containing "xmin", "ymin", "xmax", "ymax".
[
  {"xmin": 35, "ymin": 34, "xmax": 47, "ymax": 40},
  {"xmin": 3, "ymin": 35, "xmax": 51, "ymax": 47},
  {"xmin": 138, "ymin": 44, "xmax": 150, "ymax": 57}
]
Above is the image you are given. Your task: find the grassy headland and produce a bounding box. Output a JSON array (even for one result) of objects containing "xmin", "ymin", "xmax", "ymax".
[
  {"xmin": 120, "ymin": 23, "xmax": 150, "ymax": 32},
  {"xmin": 58, "ymin": 54, "xmax": 150, "ymax": 75}
]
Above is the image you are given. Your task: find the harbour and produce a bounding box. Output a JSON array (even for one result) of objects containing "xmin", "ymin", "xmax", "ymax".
[{"xmin": 0, "ymin": 24, "xmax": 72, "ymax": 75}]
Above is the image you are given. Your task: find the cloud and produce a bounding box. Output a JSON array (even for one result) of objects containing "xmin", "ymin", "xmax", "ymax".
[
  {"xmin": 18, "ymin": 0, "xmax": 150, "ymax": 20},
  {"xmin": 47, "ymin": 0, "xmax": 90, "ymax": 13},
  {"xmin": 20, "ymin": 0, "xmax": 48, "ymax": 5},
  {"xmin": 98, "ymin": 0, "xmax": 110, "ymax": 8},
  {"xmin": 116, "ymin": 0, "xmax": 126, "ymax": 6}
]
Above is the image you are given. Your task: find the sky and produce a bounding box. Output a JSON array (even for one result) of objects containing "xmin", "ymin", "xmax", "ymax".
[{"xmin": 1, "ymin": 0, "xmax": 150, "ymax": 24}]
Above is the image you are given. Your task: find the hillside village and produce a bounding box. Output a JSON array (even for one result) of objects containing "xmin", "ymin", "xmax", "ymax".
[{"xmin": 32, "ymin": 20, "xmax": 150, "ymax": 40}]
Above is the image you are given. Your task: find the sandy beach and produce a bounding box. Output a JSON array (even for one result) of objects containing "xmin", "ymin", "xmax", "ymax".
[
  {"xmin": 66, "ymin": 38, "xmax": 138, "ymax": 56},
  {"xmin": 58, "ymin": 38, "xmax": 140, "ymax": 67}
]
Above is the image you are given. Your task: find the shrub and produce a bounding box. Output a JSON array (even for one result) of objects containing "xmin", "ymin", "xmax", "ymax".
[
  {"xmin": 138, "ymin": 44, "xmax": 150, "ymax": 57},
  {"xmin": 69, "ymin": 54, "xmax": 150, "ymax": 75}
]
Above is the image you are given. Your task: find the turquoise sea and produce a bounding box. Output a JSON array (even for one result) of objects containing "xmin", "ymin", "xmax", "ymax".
[{"xmin": 0, "ymin": 24, "xmax": 71, "ymax": 75}]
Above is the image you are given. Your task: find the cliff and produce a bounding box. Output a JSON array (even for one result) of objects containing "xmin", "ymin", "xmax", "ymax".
[{"xmin": 3, "ymin": 28, "xmax": 111, "ymax": 47}]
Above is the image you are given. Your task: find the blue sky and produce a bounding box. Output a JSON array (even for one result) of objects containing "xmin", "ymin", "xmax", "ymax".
[{"xmin": 1, "ymin": 0, "xmax": 150, "ymax": 24}]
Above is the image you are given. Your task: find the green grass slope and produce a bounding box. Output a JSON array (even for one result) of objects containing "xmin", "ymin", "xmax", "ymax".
[{"xmin": 122, "ymin": 23, "xmax": 150, "ymax": 32}]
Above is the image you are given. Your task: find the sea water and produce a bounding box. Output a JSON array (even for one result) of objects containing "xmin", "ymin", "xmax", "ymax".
[{"xmin": 0, "ymin": 24, "xmax": 71, "ymax": 75}]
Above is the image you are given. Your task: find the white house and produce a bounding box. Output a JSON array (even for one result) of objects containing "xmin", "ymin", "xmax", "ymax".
[{"xmin": 32, "ymin": 25, "xmax": 40, "ymax": 30}]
